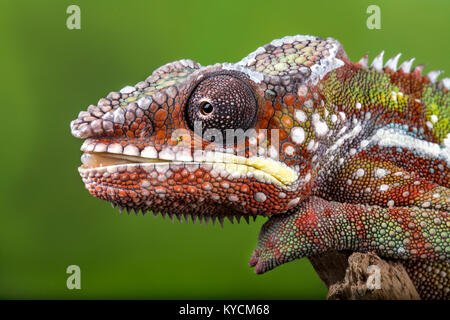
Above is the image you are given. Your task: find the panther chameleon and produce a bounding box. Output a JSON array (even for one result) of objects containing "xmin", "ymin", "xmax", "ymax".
[{"xmin": 70, "ymin": 35, "xmax": 449, "ymax": 299}]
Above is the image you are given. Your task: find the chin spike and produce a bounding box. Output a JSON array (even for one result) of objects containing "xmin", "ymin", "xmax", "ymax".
[
  {"xmin": 244, "ymin": 216, "xmax": 250, "ymax": 224},
  {"xmin": 153, "ymin": 211, "xmax": 158, "ymax": 218},
  {"xmin": 118, "ymin": 205, "xmax": 124, "ymax": 214},
  {"xmin": 400, "ymin": 58, "xmax": 415, "ymax": 73},
  {"xmin": 371, "ymin": 51, "xmax": 384, "ymax": 71},
  {"xmin": 204, "ymin": 215, "xmax": 211, "ymax": 226},
  {"xmin": 111, "ymin": 202, "xmax": 117, "ymax": 208},
  {"xmin": 235, "ymin": 215, "xmax": 242, "ymax": 224},
  {"xmin": 126, "ymin": 207, "xmax": 132, "ymax": 215},
  {"xmin": 226, "ymin": 215, "xmax": 234, "ymax": 224},
  {"xmin": 427, "ymin": 70, "xmax": 443, "ymax": 83},
  {"xmin": 384, "ymin": 53, "xmax": 401, "ymax": 70},
  {"xmin": 211, "ymin": 215, "xmax": 217, "ymax": 226},
  {"xmin": 176, "ymin": 214, "xmax": 183, "ymax": 223},
  {"xmin": 218, "ymin": 216, "xmax": 225, "ymax": 228},
  {"xmin": 358, "ymin": 53, "xmax": 369, "ymax": 69}
]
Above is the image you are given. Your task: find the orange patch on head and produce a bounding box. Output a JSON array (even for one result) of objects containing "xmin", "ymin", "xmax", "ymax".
[
  {"xmin": 281, "ymin": 115, "xmax": 293, "ymax": 128},
  {"xmin": 284, "ymin": 94, "xmax": 296, "ymax": 106}
]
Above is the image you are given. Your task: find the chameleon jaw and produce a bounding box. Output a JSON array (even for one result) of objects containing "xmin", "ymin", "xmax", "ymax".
[
  {"xmin": 77, "ymin": 142, "xmax": 305, "ymax": 218},
  {"xmin": 79, "ymin": 143, "xmax": 299, "ymax": 189}
]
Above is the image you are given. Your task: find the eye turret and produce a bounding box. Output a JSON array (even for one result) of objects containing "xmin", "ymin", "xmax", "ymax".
[{"xmin": 186, "ymin": 73, "xmax": 257, "ymax": 142}]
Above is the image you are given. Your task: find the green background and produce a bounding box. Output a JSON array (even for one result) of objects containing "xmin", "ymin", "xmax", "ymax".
[{"xmin": 0, "ymin": 0, "xmax": 448, "ymax": 299}]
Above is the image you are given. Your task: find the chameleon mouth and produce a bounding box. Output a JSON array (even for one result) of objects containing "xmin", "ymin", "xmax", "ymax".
[{"xmin": 79, "ymin": 143, "xmax": 298, "ymax": 188}]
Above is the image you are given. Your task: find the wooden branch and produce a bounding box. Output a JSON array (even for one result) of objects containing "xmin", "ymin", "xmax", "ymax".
[{"xmin": 308, "ymin": 251, "xmax": 420, "ymax": 300}]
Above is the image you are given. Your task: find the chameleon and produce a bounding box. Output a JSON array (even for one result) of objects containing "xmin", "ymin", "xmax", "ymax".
[{"xmin": 70, "ymin": 35, "xmax": 449, "ymax": 299}]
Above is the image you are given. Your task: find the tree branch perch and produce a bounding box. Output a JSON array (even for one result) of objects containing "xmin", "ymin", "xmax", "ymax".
[{"xmin": 309, "ymin": 251, "xmax": 420, "ymax": 300}]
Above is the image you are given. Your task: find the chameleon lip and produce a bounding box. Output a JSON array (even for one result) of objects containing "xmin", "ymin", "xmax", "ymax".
[{"xmin": 79, "ymin": 149, "xmax": 299, "ymax": 187}]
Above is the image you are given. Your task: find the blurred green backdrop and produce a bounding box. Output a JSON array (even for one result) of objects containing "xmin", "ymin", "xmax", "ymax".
[{"xmin": 0, "ymin": 0, "xmax": 448, "ymax": 299}]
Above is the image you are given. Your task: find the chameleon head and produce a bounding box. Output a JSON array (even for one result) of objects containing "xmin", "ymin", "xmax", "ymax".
[{"xmin": 70, "ymin": 35, "xmax": 348, "ymax": 222}]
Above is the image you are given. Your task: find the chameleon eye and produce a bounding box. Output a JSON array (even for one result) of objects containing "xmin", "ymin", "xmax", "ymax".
[
  {"xmin": 199, "ymin": 101, "xmax": 214, "ymax": 115},
  {"xmin": 186, "ymin": 73, "xmax": 258, "ymax": 141}
]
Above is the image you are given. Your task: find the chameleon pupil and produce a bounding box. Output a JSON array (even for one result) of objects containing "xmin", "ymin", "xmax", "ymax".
[{"xmin": 200, "ymin": 101, "xmax": 214, "ymax": 115}]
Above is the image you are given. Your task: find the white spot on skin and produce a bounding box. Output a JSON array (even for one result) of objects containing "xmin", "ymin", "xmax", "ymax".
[
  {"xmin": 291, "ymin": 127, "xmax": 306, "ymax": 144},
  {"xmin": 307, "ymin": 140, "xmax": 315, "ymax": 151},
  {"xmin": 304, "ymin": 100, "xmax": 314, "ymax": 108},
  {"xmin": 375, "ymin": 168, "xmax": 389, "ymax": 178},
  {"xmin": 228, "ymin": 194, "xmax": 239, "ymax": 202},
  {"xmin": 387, "ymin": 200, "xmax": 395, "ymax": 208},
  {"xmin": 297, "ymin": 85, "xmax": 308, "ymax": 97},
  {"xmin": 431, "ymin": 115, "xmax": 438, "ymax": 123},
  {"xmin": 360, "ymin": 140, "xmax": 370, "ymax": 148},
  {"xmin": 312, "ymin": 114, "xmax": 329, "ymax": 136},
  {"xmin": 254, "ymin": 192, "xmax": 267, "ymax": 202},
  {"xmin": 295, "ymin": 110, "xmax": 307, "ymax": 122},
  {"xmin": 313, "ymin": 141, "xmax": 320, "ymax": 151},
  {"xmin": 288, "ymin": 197, "xmax": 300, "ymax": 208},
  {"xmin": 422, "ymin": 201, "xmax": 431, "ymax": 208},
  {"xmin": 356, "ymin": 102, "xmax": 362, "ymax": 109},
  {"xmin": 331, "ymin": 114, "xmax": 338, "ymax": 123},
  {"xmin": 380, "ymin": 184, "xmax": 389, "ymax": 192},
  {"xmin": 284, "ymin": 145, "xmax": 295, "ymax": 157},
  {"xmin": 355, "ymin": 168, "xmax": 365, "ymax": 178},
  {"xmin": 120, "ymin": 86, "xmax": 135, "ymax": 94},
  {"xmin": 304, "ymin": 173, "xmax": 311, "ymax": 182}
]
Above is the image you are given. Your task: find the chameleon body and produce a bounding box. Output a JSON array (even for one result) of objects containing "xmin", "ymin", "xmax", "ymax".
[{"xmin": 70, "ymin": 35, "xmax": 449, "ymax": 299}]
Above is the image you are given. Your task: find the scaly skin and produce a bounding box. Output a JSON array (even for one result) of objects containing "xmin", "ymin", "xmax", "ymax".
[{"xmin": 70, "ymin": 35, "xmax": 449, "ymax": 299}]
